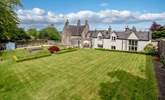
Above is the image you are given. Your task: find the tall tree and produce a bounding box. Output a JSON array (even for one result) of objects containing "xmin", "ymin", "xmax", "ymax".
[
  {"xmin": 27, "ymin": 28, "xmax": 38, "ymax": 40},
  {"xmin": 39, "ymin": 26, "xmax": 61, "ymax": 41},
  {"xmin": 0, "ymin": 0, "xmax": 21, "ymax": 42},
  {"xmin": 150, "ymin": 21, "xmax": 162, "ymax": 32},
  {"xmin": 150, "ymin": 22, "xmax": 165, "ymax": 39}
]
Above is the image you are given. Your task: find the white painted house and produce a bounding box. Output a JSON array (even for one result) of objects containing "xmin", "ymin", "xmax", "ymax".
[{"xmin": 90, "ymin": 27, "xmax": 153, "ymax": 52}]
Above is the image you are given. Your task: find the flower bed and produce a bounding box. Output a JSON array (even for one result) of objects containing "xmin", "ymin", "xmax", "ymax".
[{"xmin": 48, "ymin": 46, "xmax": 60, "ymax": 53}]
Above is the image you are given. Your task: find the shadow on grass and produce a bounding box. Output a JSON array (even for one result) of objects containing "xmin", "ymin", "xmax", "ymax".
[{"xmin": 99, "ymin": 56, "xmax": 157, "ymax": 100}]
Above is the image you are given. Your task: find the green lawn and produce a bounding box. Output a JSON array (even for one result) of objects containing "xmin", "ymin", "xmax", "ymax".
[{"xmin": 0, "ymin": 49, "xmax": 158, "ymax": 100}]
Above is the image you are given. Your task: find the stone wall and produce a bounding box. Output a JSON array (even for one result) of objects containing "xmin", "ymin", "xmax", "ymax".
[{"xmin": 158, "ymin": 39, "xmax": 165, "ymax": 57}]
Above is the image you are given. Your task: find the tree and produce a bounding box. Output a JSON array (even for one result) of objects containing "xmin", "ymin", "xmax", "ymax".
[
  {"xmin": 27, "ymin": 28, "xmax": 38, "ymax": 39},
  {"xmin": 150, "ymin": 22, "xmax": 165, "ymax": 39},
  {"xmin": 0, "ymin": 0, "xmax": 21, "ymax": 42},
  {"xmin": 15, "ymin": 28, "xmax": 31, "ymax": 40},
  {"xmin": 150, "ymin": 22, "xmax": 162, "ymax": 32},
  {"xmin": 39, "ymin": 26, "xmax": 61, "ymax": 41},
  {"xmin": 152, "ymin": 30, "xmax": 165, "ymax": 39}
]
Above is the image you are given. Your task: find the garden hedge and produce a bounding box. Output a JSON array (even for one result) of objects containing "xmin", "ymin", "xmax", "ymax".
[
  {"xmin": 14, "ymin": 50, "xmax": 51, "ymax": 62},
  {"xmin": 57, "ymin": 48, "xmax": 78, "ymax": 54},
  {"xmin": 95, "ymin": 48, "xmax": 156, "ymax": 55}
]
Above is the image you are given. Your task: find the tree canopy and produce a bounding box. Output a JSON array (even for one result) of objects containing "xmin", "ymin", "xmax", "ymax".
[
  {"xmin": 150, "ymin": 22, "xmax": 165, "ymax": 39},
  {"xmin": 39, "ymin": 26, "xmax": 61, "ymax": 41},
  {"xmin": 0, "ymin": 0, "xmax": 21, "ymax": 42},
  {"xmin": 27, "ymin": 28, "xmax": 38, "ymax": 40}
]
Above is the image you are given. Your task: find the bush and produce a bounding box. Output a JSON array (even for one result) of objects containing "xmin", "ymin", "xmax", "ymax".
[
  {"xmin": 144, "ymin": 44, "xmax": 157, "ymax": 55},
  {"xmin": 160, "ymin": 55, "xmax": 165, "ymax": 66},
  {"xmin": 48, "ymin": 46, "xmax": 60, "ymax": 53}
]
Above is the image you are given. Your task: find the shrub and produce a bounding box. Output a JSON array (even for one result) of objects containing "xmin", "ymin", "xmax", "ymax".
[
  {"xmin": 144, "ymin": 43, "xmax": 157, "ymax": 55},
  {"xmin": 48, "ymin": 46, "xmax": 60, "ymax": 53},
  {"xmin": 160, "ymin": 55, "xmax": 165, "ymax": 66}
]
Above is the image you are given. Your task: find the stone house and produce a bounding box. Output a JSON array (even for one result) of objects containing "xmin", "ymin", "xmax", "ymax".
[{"xmin": 62, "ymin": 20, "xmax": 91, "ymax": 48}]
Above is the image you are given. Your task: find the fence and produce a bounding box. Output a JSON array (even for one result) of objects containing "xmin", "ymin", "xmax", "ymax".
[{"xmin": 16, "ymin": 40, "xmax": 48, "ymax": 48}]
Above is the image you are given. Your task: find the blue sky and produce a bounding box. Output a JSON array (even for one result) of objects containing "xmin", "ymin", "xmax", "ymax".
[{"xmin": 18, "ymin": 0, "xmax": 165, "ymax": 31}]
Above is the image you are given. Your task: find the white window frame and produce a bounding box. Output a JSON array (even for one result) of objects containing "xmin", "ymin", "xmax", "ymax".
[
  {"xmin": 128, "ymin": 40, "xmax": 138, "ymax": 51},
  {"xmin": 111, "ymin": 36, "xmax": 116, "ymax": 41}
]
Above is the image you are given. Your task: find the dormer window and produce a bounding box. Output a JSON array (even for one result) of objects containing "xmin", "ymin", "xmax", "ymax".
[{"xmin": 112, "ymin": 36, "xmax": 116, "ymax": 41}]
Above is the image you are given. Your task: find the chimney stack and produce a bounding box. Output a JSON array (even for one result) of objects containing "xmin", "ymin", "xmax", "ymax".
[
  {"xmin": 77, "ymin": 19, "xmax": 81, "ymax": 26},
  {"xmin": 85, "ymin": 20, "xmax": 88, "ymax": 26},
  {"xmin": 108, "ymin": 26, "xmax": 112, "ymax": 32},
  {"xmin": 132, "ymin": 26, "xmax": 136, "ymax": 32},
  {"xmin": 65, "ymin": 19, "xmax": 69, "ymax": 26},
  {"xmin": 125, "ymin": 26, "xmax": 130, "ymax": 32}
]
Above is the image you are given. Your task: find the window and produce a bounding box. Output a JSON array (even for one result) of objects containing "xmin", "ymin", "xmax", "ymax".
[
  {"xmin": 111, "ymin": 46, "xmax": 116, "ymax": 50},
  {"xmin": 129, "ymin": 40, "xmax": 138, "ymax": 51},
  {"xmin": 98, "ymin": 36, "xmax": 102, "ymax": 41},
  {"xmin": 97, "ymin": 44, "xmax": 103, "ymax": 48},
  {"xmin": 112, "ymin": 36, "xmax": 116, "ymax": 41}
]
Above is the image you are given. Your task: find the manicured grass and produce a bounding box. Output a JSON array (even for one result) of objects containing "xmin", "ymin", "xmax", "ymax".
[{"xmin": 0, "ymin": 49, "xmax": 158, "ymax": 100}]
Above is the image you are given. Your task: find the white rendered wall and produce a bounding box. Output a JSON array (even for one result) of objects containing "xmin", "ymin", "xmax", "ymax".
[{"xmin": 138, "ymin": 41, "xmax": 151, "ymax": 51}]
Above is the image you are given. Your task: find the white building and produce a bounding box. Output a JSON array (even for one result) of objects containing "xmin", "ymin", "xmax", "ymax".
[
  {"xmin": 90, "ymin": 26, "xmax": 154, "ymax": 52},
  {"xmin": 62, "ymin": 20, "xmax": 156, "ymax": 52}
]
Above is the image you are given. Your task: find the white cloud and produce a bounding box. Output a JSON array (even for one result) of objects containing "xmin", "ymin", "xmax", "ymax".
[
  {"xmin": 17, "ymin": 8, "xmax": 165, "ymax": 30},
  {"xmin": 32, "ymin": 8, "xmax": 45, "ymax": 15},
  {"xmin": 138, "ymin": 13, "xmax": 165, "ymax": 21}
]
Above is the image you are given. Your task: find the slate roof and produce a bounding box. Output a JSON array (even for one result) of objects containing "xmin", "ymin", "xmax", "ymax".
[
  {"xmin": 89, "ymin": 30, "xmax": 110, "ymax": 39},
  {"xmin": 66, "ymin": 25, "xmax": 85, "ymax": 36},
  {"xmin": 90, "ymin": 30, "xmax": 150, "ymax": 41}
]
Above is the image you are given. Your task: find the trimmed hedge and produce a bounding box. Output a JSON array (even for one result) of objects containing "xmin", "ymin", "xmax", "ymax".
[
  {"xmin": 95, "ymin": 48, "xmax": 155, "ymax": 55},
  {"xmin": 57, "ymin": 48, "xmax": 78, "ymax": 54},
  {"xmin": 14, "ymin": 50, "xmax": 51, "ymax": 62}
]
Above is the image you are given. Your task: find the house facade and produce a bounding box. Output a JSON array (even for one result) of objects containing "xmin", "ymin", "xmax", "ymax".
[
  {"xmin": 62, "ymin": 20, "xmax": 91, "ymax": 48},
  {"xmin": 62, "ymin": 20, "xmax": 154, "ymax": 52}
]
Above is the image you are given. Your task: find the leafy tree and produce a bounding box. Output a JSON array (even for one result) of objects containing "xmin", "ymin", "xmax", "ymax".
[
  {"xmin": 39, "ymin": 26, "xmax": 61, "ymax": 41},
  {"xmin": 150, "ymin": 22, "xmax": 165, "ymax": 39},
  {"xmin": 152, "ymin": 30, "xmax": 165, "ymax": 39},
  {"xmin": 14, "ymin": 28, "xmax": 31, "ymax": 40},
  {"xmin": 0, "ymin": 0, "xmax": 21, "ymax": 42},
  {"xmin": 27, "ymin": 28, "xmax": 38, "ymax": 39}
]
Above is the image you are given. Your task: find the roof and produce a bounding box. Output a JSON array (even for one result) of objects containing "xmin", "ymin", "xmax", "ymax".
[
  {"xmin": 91, "ymin": 30, "xmax": 150, "ymax": 41},
  {"xmin": 89, "ymin": 30, "xmax": 110, "ymax": 39},
  {"xmin": 66, "ymin": 25, "xmax": 85, "ymax": 36}
]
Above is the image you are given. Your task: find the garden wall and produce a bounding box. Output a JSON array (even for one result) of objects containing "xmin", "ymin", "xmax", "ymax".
[{"xmin": 158, "ymin": 39, "xmax": 165, "ymax": 58}]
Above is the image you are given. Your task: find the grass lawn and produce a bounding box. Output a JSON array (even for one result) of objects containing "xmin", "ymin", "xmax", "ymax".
[{"xmin": 0, "ymin": 49, "xmax": 158, "ymax": 100}]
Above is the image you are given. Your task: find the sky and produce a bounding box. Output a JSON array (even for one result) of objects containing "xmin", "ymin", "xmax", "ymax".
[{"xmin": 18, "ymin": 0, "xmax": 165, "ymax": 31}]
